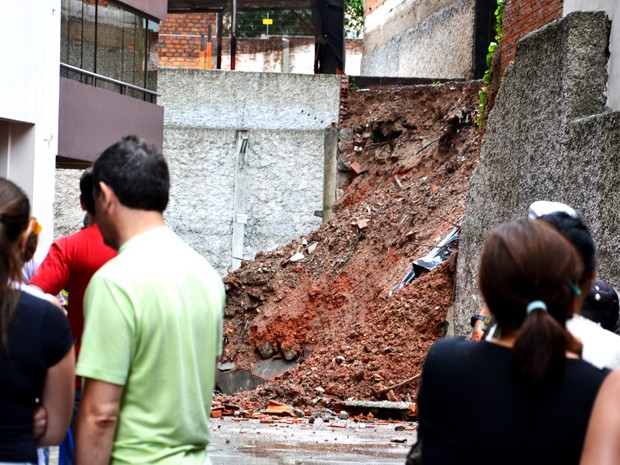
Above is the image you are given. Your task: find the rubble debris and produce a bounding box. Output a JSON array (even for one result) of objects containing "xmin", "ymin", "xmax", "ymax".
[
  {"xmin": 217, "ymin": 361, "xmax": 236, "ymax": 371},
  {"xmin": 257, "ymin": 341, "xmax": 276, "ymax": 359},
  {"xmin": 220, "ymin": 81, "xmax": 482, "ymax": 409},
  {"xmin": 333, "ymin": 400, "xmax": 417, "ymax": 421},
  {"xmin": 265, "ymin": 400, "xmax": 295, "ymax": 416},
  {"xmin": 390, "ymin": 227, "xmax": 459, "ymax": 296},
  {"xmin": 253, "ymin": 358, "xmax": 298, "ymax": 380},
  {"xmin": 216, "ymin": 370, "xmax": 266, "ymax": 395}
]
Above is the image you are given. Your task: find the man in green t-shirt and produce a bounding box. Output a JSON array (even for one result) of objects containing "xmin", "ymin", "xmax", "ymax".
[{"xmin": 75, "ymin": 136, "xmax": 225, "ymax": 465}]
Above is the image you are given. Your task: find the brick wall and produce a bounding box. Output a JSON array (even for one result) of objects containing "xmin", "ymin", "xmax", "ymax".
[
  {"xmin": 159, "ymin": 13, "xmax": 363, "ymax": 74},
  {"xmin": 159, "ymin": 13, "xmax": 218, "ymax": 69},
  {"xmin": 365, "ymin": 0, "xmax": 385, "ymax": 15},
  {"xmin": 498, "ymin": 0, "xmax": 564, "ymax": 78}
]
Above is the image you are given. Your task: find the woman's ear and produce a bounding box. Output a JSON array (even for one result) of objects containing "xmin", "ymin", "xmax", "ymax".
[{"xmin": 17, "ymin": 220, "xmax": 34, "ymax": 254}]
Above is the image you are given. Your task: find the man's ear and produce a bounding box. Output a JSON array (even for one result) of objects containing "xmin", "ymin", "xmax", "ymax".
[{"xmin": 98, "ymin": 181, "xmax": 116, "ymax": 212}]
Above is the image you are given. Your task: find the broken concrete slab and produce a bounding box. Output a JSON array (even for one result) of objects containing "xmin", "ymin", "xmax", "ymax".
[
  {"xmin": 253, "ymin": 358, "xmax": 298, "ymax": 380},
  {"xmin": 216, "ymin": 370, "xmax": 266, "ymax": 395},
  {"xmin": 333, "ymin": 400, "xmax": 417, "ymax": 421}
]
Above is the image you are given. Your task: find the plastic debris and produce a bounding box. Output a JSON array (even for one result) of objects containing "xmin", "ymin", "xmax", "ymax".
[{"xmin": 389, "ymin": 227, "xmax": 458, "ymax": 296}]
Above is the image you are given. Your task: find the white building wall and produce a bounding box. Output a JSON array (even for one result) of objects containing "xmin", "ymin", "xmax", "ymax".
[
  {"xmin": 0, "ymin": 1, "xmax": 60, "ymax": 259},
  {"xmin": 564, "ymin": 0, "xmax": 620, "ymax": 110}
]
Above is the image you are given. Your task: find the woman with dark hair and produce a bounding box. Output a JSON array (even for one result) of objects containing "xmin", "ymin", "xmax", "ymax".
[
  {"xmin": 471, "ymin": 202, "xmax": 620, "ymax": 369},
  {"xmin": 0, "ymin": 178, "xmax": 75, "ymax": 463},
  {"xmin": 414, "ymin": 220, "xmax": 608, "ymax": 465}
]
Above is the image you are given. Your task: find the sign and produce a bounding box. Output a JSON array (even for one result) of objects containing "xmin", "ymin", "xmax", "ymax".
[{"xmin": 262, "ymin": 18, "xmax": 273, "ymax": 25}]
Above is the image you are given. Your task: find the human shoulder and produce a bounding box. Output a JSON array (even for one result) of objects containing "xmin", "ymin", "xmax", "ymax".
[
  {"xmin": 568, "ymin": 315, "xmax": 620, "ymax": 369},
  {"xmin": 19, "ymin": 289, "xmax": 63, "ymax": 312}
]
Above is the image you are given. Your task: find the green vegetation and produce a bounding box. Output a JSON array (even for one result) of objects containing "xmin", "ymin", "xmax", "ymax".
[
  {"xmin": 477, "ymin": 0, "xmax": 504, "ymax": 127},
  {"xmin": 345, "ymin": 0, "xmax": 365, "ymax": 36},
  {"xmin": 228, "ymin": 1, "xmax": 364, "ymax": 39}
]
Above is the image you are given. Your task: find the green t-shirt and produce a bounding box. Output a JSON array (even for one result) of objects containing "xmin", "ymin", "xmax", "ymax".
[{"xmin": 77, "ymin": 227, "xmax": 224, "ymax": 465}]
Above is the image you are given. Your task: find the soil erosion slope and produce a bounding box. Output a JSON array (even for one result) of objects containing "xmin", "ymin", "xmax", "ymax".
[{"xmin": 221, "ymin": 81, "xmax": 482, "ymax": 408}]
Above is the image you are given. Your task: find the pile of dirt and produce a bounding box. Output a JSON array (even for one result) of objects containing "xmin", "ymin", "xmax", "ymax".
[{"xmin": 218, "ymin": 80, "xmax": 483, "ymax": 410}]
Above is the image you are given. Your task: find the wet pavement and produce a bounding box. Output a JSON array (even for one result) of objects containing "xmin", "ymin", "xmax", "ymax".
[{"xmin": 208, "ymin": 416, "xmax": 415, "ymax": 464}]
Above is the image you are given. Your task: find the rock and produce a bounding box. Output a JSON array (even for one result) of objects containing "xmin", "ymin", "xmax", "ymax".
[
  {"xmin": 217, "ymin": 361, "xmax": 236, "ymax": 371},
  {"xmin": 215, "ymin": 370, "xmax": 266, "ymax": 395},
  {"xmin": 282, "ymin": 347, "xmax": 299, "ymax": 361},
  {"xmin": 257, "ymin": 341, "xmax": 276, "ymax": 359},
  {"xmin": 253, "ymin": 358, "xmax": 298, "ymax": 380},
  {"xmin": 338, "ymin": 411, "xmax": 349, "ymax": 420}
]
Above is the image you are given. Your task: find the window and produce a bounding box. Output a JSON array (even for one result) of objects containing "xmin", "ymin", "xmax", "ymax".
[{"xmin": 60, "ymin": 0, "xmax": 159, "ymax": 101}]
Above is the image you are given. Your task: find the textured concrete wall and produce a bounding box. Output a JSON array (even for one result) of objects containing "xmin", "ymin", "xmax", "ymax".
[
  {"xmin": 454, "ymin": 12, "xmax": 616, "ymax": 336},
  {"xmin": 564, "ymin": 1, "xmax": 620, "ymax": 111},
  {"xmin": 53, "ymin": 70, "xmax": 340, "ymax": 276},
  {"xmin": 160, "ymin": 69, "xmax": 341, "ymax": 275},
  {"xmin": 54, "ymin": 169, "xmax": 84, "ymax": 239},
  {"xmin": 362, "ymin": 0, "xmax": 475, "ymax": 79}
]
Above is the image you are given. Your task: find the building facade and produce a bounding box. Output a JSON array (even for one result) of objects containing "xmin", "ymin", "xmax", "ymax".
[{"xmin": 1, "ymin": 0, "xmax": 166, "ymax": 255}]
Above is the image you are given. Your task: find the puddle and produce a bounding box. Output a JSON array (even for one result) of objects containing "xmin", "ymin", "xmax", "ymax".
[{"xmin": 208, "ymin": 417, "xmax": 414, "ymax": 464}]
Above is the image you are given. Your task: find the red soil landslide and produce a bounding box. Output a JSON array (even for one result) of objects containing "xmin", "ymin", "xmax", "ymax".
[{"xmin": 220, "ymin": 80, "xmax": 482, "ymax": 410}]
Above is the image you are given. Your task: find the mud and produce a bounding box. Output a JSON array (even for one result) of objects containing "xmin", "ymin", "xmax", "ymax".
[
  {"xmin": 218, "ymin": 81, "xmax": 482, "ymax": 410},
  {"xmin": 209, "ymin": 417, "xmax": 414, "ymax": 464}
]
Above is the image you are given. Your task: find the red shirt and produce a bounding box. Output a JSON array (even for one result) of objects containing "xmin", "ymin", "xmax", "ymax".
[{"xmin": 30, "ymin": 224, "xmax": 117, "ymax": 357}]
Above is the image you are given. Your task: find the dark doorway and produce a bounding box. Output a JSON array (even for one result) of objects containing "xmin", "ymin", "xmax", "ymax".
[{"xmin": 473, "ymin": 0, "xmax": 497, "ymax": 79}]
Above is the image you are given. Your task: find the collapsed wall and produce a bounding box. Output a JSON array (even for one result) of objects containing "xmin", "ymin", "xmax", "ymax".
[
  {"xmin": 362, "ymin": 0, "xmax": 476, "ymax": 79},
  {"xmin": 454, "ymin": 11, "xmax": 618, "ymax": 335}
]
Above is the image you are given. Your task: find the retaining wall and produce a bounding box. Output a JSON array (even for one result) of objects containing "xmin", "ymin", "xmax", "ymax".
[
  {"xmin": 362, "ymin": 0, "xmax": 475, "ymax": 79},
  {"xmin": 453, "ymin": 12, "xmax": 619, "ymax": 335}
]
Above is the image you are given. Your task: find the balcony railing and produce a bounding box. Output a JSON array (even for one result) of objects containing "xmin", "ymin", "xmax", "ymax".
[{"xmin": 60, "ymin": 63, "xmax": 161, "ymax": 104}]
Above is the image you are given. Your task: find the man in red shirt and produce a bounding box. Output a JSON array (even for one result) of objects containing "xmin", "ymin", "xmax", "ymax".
[{"xmin": 30, "ymin": 169, "xmax": 117, "ymax": 361}]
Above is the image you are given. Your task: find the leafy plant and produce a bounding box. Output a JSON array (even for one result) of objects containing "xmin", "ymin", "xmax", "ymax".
[
  {"xmin": 477, "ymin": 0, "xmax": 504, "ymax": 127},
  {"xmin": 345, "ymin": 0, "xmax": 364, "ymax": 36}
]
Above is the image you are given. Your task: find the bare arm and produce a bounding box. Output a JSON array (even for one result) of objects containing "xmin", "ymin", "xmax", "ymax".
[
  {"xmin": 471, "ymin": 305, "xmax": 491, "ymax": 341},
  {"xmin": 580, "ymin": 370, "xmax": 620, "ymax": 465},
  {"xmin": 75, "ymin": 379, "xmax": 124, "ymax": 465},
  {"xmin": 28, "ymin": 284, "xmax": 65, "ymax": 312},
  {"xmin": 36, "ymin": 346, "xmax": 75, "ymax": 446}
]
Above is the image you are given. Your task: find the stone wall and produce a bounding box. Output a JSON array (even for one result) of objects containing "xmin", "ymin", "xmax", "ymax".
[
  {"xmin": 453, "ymin": 12, "xmax": 616, "ymax": 335},
  {"xmin": 362, "ymin": 0, "xmax": 476, "ymax": 79}
]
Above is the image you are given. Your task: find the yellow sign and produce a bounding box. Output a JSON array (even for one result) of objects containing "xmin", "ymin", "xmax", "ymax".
[{"xmin": 262, "ymin": 18, "xmax": 273, "ymax": 25}]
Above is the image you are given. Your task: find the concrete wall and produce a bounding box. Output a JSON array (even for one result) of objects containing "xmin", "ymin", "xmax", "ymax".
[
  {"xmin": 0, "ymin": 0, "xmax": 60, "ymax": 261},
  {"xmin": 362, "ymin": 0, "xmax": 475, "ymax": 79},
  {"xmin": 160, "ymin": 70, "xmax": 340, "ymax": 275},
  {"xmin": 453, "ymin": 12, "xmax": 618, "ymax": 335},
  {"xmin": 564, "ymin": 1, "xmax": 620, "ymax": 110},
  {"xmin": 53, "ymin": 71, "xmax": 341, "ymax": 276}
]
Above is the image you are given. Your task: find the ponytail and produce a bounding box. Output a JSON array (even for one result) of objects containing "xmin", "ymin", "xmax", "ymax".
[
  {"xmin": 512, "ymin": 304, "xmax": 581, "ymax": 390},
  {"xmin": 478, "ymin": 220, "xmax": 585, "ymax": 393}
]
